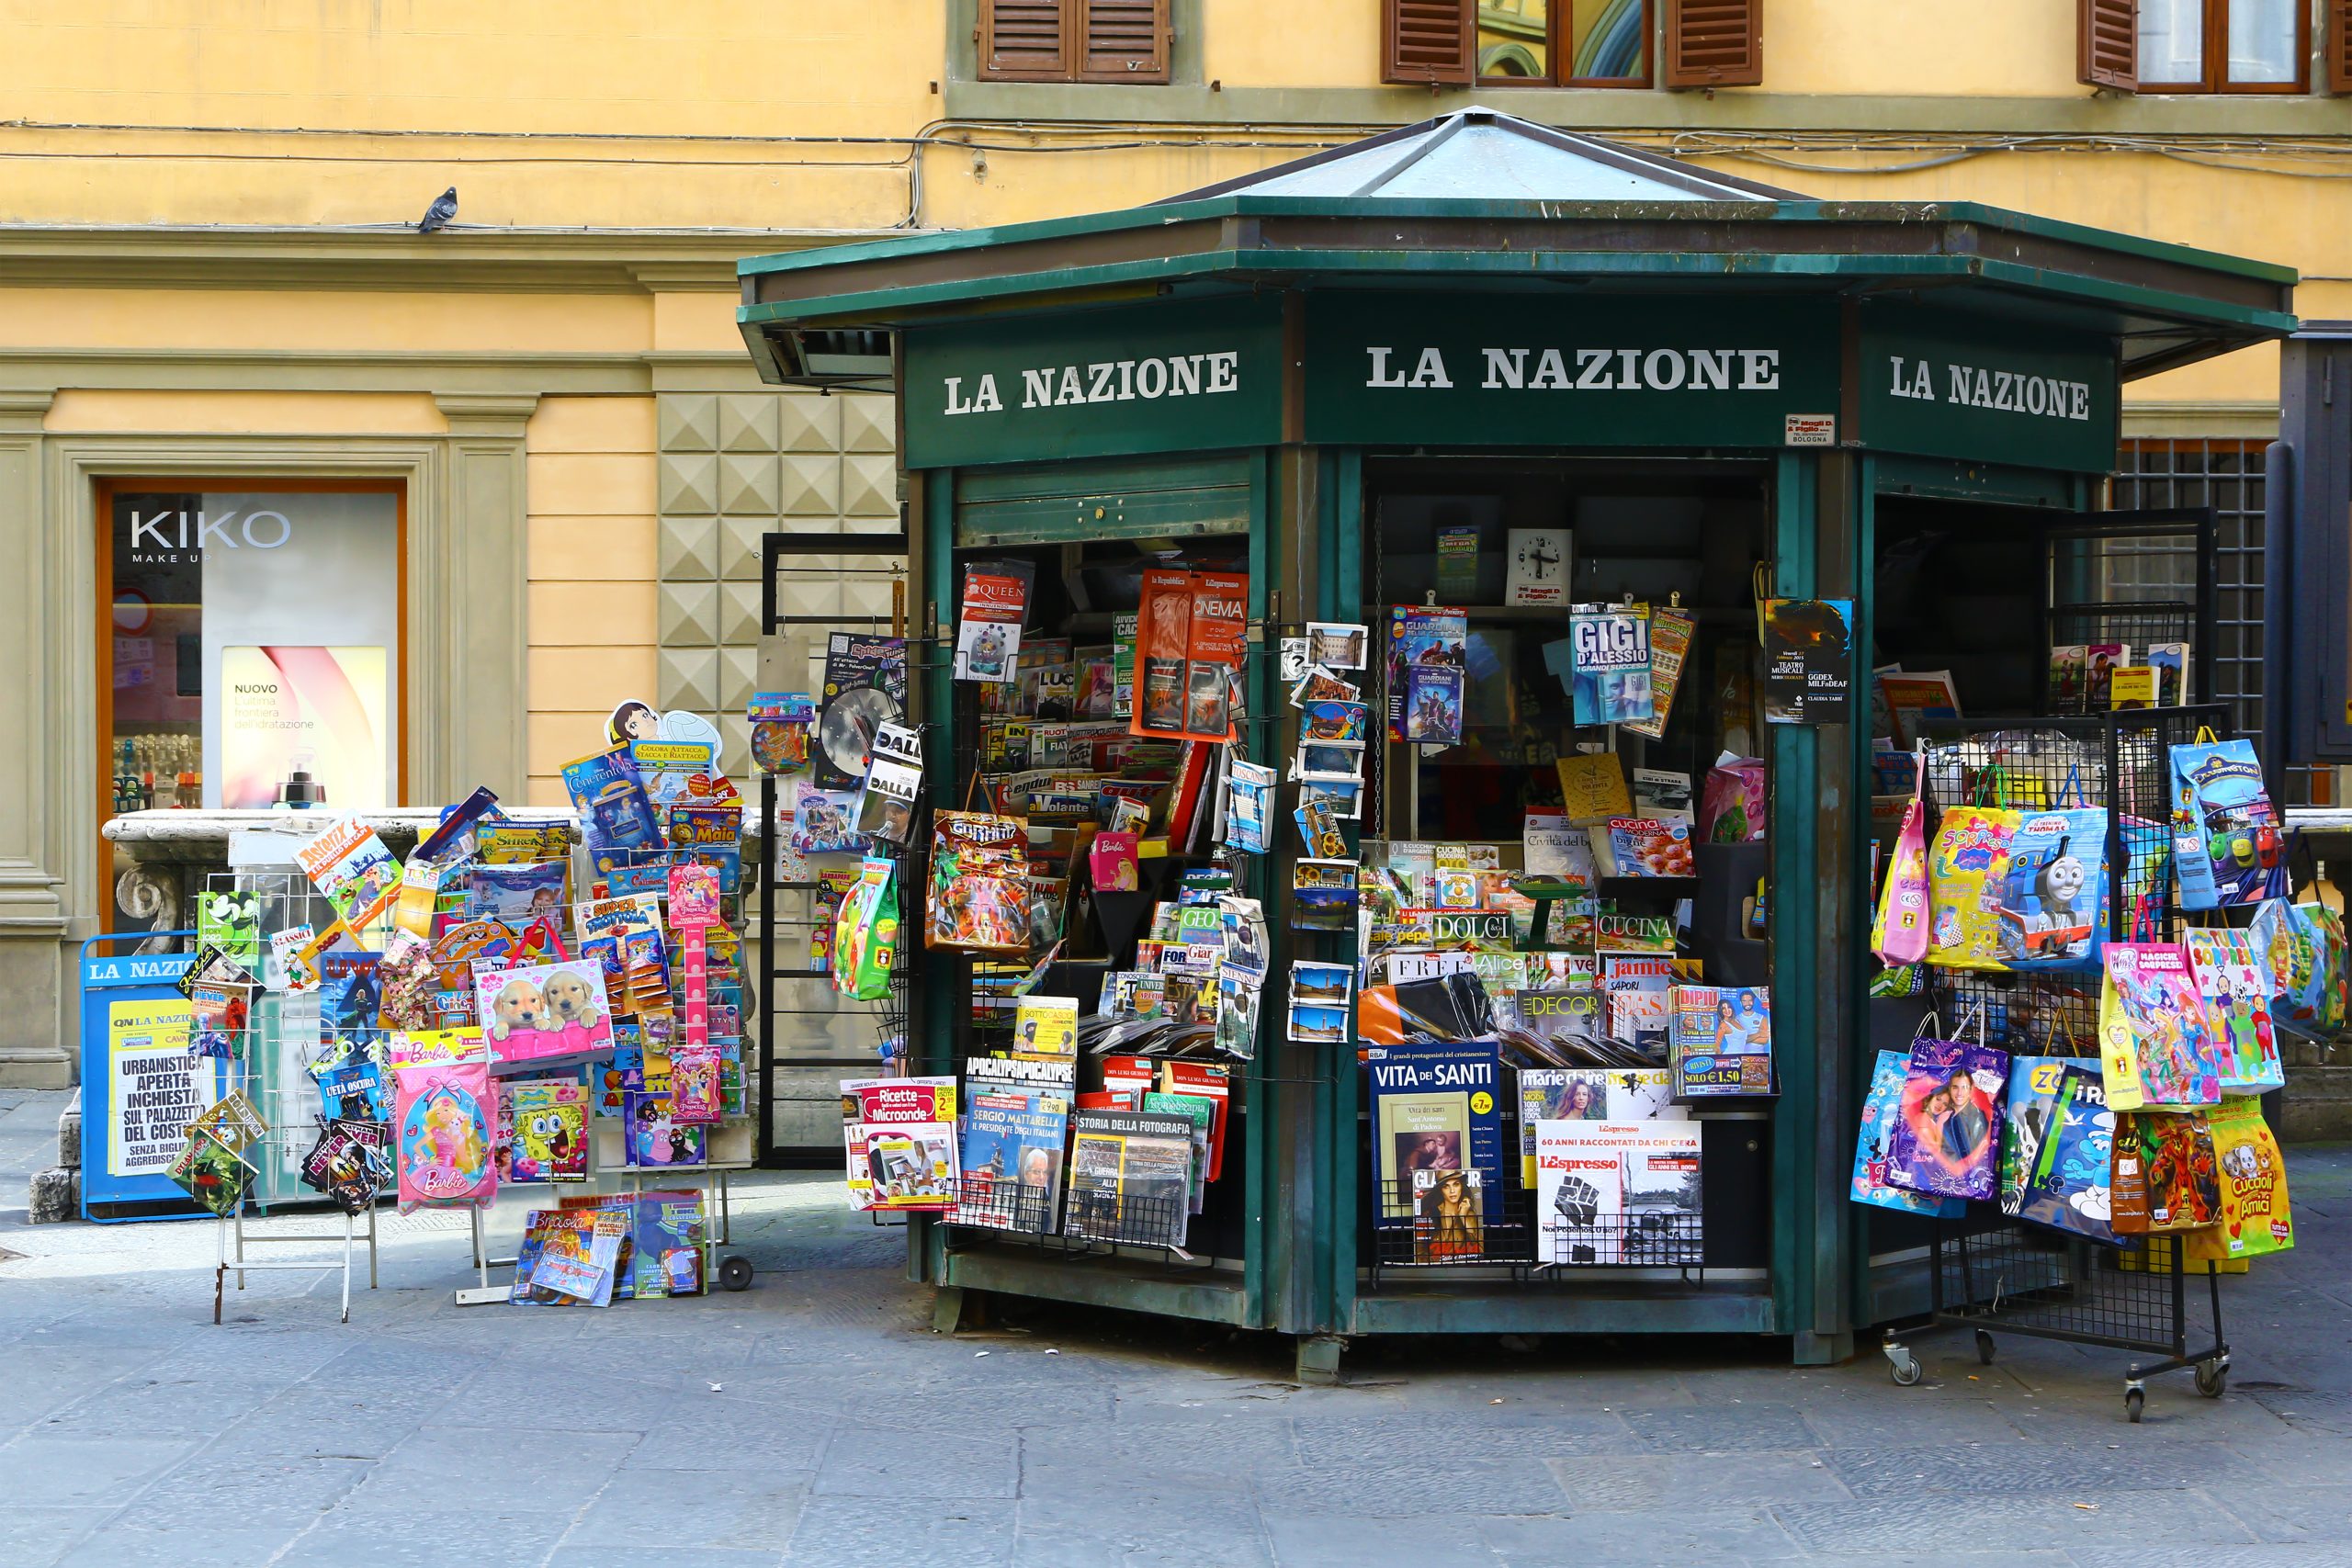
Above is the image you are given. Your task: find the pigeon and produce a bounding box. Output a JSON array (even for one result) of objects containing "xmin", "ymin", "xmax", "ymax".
[{"xmin": 415, "ymin": 186, "xmax": 458, "ymax": 234}]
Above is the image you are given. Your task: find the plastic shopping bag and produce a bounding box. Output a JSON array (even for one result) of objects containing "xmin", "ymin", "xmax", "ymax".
[
  {"xmin": 2185, "ymin": 1096, "xmax": 2293, "ymax": 1262},
  {"xmin": 1991, "ymin": 806, "xmax": 2109, "ymax": 973},
  {"xmin": 1925, "ymin": 798, "xmax": 2020, "ymax": 973},
  {"xmin": 1871, "ymin": 751, "xmax": 1929, "ymax": 966},
  {"xmin": 2168, "ymin": 733, "xmax": 2287, "ymax": 910}
]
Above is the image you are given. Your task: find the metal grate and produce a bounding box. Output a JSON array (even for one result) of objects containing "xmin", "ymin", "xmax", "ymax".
[{"xmin": 2112, "ymin": 440, "xmax": 2330, "ymax": 805}]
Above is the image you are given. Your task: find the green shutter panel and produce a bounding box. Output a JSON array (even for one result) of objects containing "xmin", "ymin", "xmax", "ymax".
[
  {"xmin": 1382, "ymin": 0, "xmax": 1475, "ymax": 85},
  {"xmin": 2331, "ymin": 0, "xmax": 2352, "ymax": 93},
  {"xmin": 2078, "ymin": 0, "xmax": 2137, "ymax": 89},
  {"xmin": 978, "ymin": 0, "xmax": 1072, "ymax": 81},
  {"xmin": 1079, "ymin": 0, "xmax": 1171, "ymax": 81},
  {"xmin": 1664, "ymin": 0, "xmax": 1763, "ymax": 88}
]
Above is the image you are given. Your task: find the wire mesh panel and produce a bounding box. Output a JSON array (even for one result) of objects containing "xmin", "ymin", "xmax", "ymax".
[
  {"xmin": 1931, "ymin": 1224, "xmax": 2210, "ymax": 1362},
  {"xmin": 1369, "ymin": 1179, "xmax": 1535, "ymax": 1276}
]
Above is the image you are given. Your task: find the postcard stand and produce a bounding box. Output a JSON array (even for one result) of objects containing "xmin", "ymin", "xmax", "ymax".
[{"xmin": 202, "ymin": 871, "xmax": 377, "ymax": 1325}]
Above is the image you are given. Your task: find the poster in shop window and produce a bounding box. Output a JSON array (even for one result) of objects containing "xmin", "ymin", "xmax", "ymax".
[
  {"xmin": 219, "ymin": 646, "xmax": 390, "ymax": 810},
  {"xmin": 1761, "ymin": 600, "xmax": 1855, "ymax": 725}
]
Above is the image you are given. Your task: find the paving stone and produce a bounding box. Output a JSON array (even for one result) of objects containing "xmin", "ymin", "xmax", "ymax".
[
  {"xmin": 624, "ymin": 1404, "xmax": 837, "ymax": 1472},
  {"xmin": 1261, "ymin": 1511, "xmax": 1494, "ymax": 1568},
  {"xmin": 1480, "ymin": 1507, "xmax": 1804, "ymax": 1565},
  {"xmin": 51, "ymin": 1526, "xmax": 303, "ymax": 1567},
  {"xmin": 0, "ymin": 1506, "xmax": 109, "ymax": 1568},
  {"xmin": 549, "ymin": 1550, "xmax": 784, "ymax": 1568},
  {"xmin": 2197, "ymin": 1483, "xmax": 2352, "ymax": 1542},
  {"xmin": 1291, "ymin": 1408, "xmax": 1630, "ymax": 1464},
  {"xmin": 274, "ymin": 1506, "xmax": 575, "ymax": 1568},
  {"xmin": 1015, "ymin": 1490, "xmax": 1272, "ymax": 1568},
  {"xmin": 562, "ymin": 1465, "xmax": 809, "ymax": 1551},
  {"xmin": 1796, "ymin": 1393, "xmax": 2031, "ymax": 1449},
  {"xmin": 0, "ymin": 1438, "xmax": 196, "ymax": 1506},
  {"xmin": 1826, "ymin": 1438, "xmax": 2264, "ymax": 1498},
  {"xmin": 1546, "ymin": 1450, "xmax": 1851, "ymax": 1511},
  {"xmin": 1252, "ymin": 1456, "xmax": 1568, "ymax": 1517},
  {"xmin": 1621, "ymin": 1402, "xmax": 1821, "ymax": 1452},
  {"xmin": 781, "ymin": 1498, "xmax": 1015, "ymax": 1567},
  {"xmin": 1772, "ymin": 1487, "xmax": 2258, "ymax": 1553},
  {"xmin": 812, "ymin": 1427, "xmax": 1020, "ymax": 1499},
  {"xmin": 2071, "ymin": 1547, "xmax": 2352, "ymax": 1568}
]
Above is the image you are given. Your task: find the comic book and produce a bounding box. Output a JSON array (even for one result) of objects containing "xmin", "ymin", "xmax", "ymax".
[
  {"xmin": 523, "ymin": 1206, "xmax": 629, "ymax": 1305},
  {"xmin": 621, "ymin": 1091, "xmax": 706, "ymax": 1169},
  {"xmin": 293, "ymin": 818, "xmax": 404, "ymax": 938},
  {"xmin": 497, "ymin": 1077, "xmax": 589, "ymax": 1184}
]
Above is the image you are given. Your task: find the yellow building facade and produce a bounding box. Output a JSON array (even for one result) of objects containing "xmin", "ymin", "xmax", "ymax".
[{"xmin": 4, "ymin": 0, "xmax": 2343, "ymax": 1082}]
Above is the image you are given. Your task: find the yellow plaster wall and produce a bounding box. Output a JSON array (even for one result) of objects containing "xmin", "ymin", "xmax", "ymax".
[
  {"xmin": 43, "ymin": 389, "xmax": 449, "ymax": 434},
  {"xmin": 524, "ymin": 395, "xmax": 660, "ymax": 806},
  {"xmin": 0, "ymin": 288, "xmax": 650, "ymax": 353}
]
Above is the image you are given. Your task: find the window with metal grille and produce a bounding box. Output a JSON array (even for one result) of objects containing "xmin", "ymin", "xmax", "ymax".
[{"xmin": 2110, "ymin": 438, "xmax": 2331, "ymax": 806}]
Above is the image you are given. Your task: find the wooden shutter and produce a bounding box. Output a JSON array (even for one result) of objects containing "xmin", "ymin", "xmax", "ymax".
[
  {"xmin": 978, "ymin": 0, "xmax": 1072, "ymax": 81},
  {"xmin": 1078, "ymin": 0, "xmax": 1170, "ymax": 81},
  {"xmin": 2077, "ymin": 0, "xmax": 2137, "ymax": 89},
  {"xmin": 2332, "ymin": 0, "xmax": 2352, "ymax": 93},
  {"xmin": 1663, "ymin": 0, "xmax": 1763, "ymax": 88},
  {"xmin": 1381, "ymin": 0, "xmax": 1475, "ymax": 85}
]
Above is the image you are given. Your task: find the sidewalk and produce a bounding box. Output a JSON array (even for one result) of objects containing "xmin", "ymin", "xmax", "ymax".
[{"xmin": 3, "ymin": 1087, "xmax": 2347, "ymax": 1568}]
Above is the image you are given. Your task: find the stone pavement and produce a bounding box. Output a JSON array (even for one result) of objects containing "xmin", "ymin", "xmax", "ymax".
[{"xmin": 2, "ymin": 1085, "xmax": 2348, "ymax": 1568}]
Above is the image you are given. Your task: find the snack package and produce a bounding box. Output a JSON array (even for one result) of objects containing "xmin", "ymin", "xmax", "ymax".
[
  {"xmin": 833, "ymin": 854, "xmax": 901, "ymax": 1002},
  {"xmin": 1993, "ymin": 807, "xmax": 2109, "ymax": 973},
  {"xmin": 2109, "ymin": 1110, "xmax": 2221, "ymax": 1235},
  {"xmin": 1851, "ymin": 1050, "xmax": 1965, "ymax": 1218},
  {"xmin": 2185, "ymin": 1097, "xmax": 2293, "ymax": 1261},
  {"xmin": 1925, "ymin": 804, "xmax": 2019, "ymax": 972},
  {"xmin": 926, "ymin": 812, "xmax": 1032, "ymax": 953}
]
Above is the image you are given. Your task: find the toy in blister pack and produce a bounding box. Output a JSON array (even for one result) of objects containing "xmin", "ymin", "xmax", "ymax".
[
  {"xmin": 2167, "ymin": 735, "xmax": 2287, "ymax": 910},
  {"xmin": 2185, "ymin": 1095, "xmax": 2293, "ymax": 1261},
  {"xmin": 2183, "ymin": 928, "xmax": 2285, "ymax": 1092},
  {"xmin": 1924, "ymin": 802, "xmax": 2018, "ymax": 972},
  {"xmin": 1991, "ymin": 807, "xmax": 2108, "ymax": 973}
]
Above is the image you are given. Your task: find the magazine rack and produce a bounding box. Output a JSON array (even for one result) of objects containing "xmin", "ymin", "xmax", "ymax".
[
  {"xmin": 1899, "ymin": 705, "xmax": 2239, "ymax": 1419},
  {"xmin": 942, "ymin": 1179, "xmax": 1209, "ymax": 1264},
  {"xmin": 1364, "ymin": 1180, "xmax": 1708, "ymax": 1289}
]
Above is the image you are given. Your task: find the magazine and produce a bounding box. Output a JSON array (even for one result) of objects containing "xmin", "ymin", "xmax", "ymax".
[
  {"xmin": 628, "ymin": 739, "xmax": 715, "ymax": 807},
  {"xmin": 1063, "ymin": 1109, "xmax": 1194, "ymax": 1247},
  {"xmin": 1365, "ymin": 1039, "xmax": 1504, "ymax": 1224},
  {"xmin": 1130, "ymin": 568, "xmax": 1249, "ymax": 744},
  {"xmin": 1012, "ymin": 995, "xmax": 1079, "ymax": 1061},
  {"xmin": 1516, "ymin": 1066, "xmax": 1683, "ymax": 1183},
  {"xmin": 1386, "ymin": 604, "xmax": 1467, "ymax": 743},
  {"xmin": 1534, "ymin": 1119, "xmax": 1702, "ymax": 1266},
  {"xmin": 496, "ymin": 1078, "xmax": 588, "ymax": 1183},
  {"xmin": 815, "ymin": 633, "xmax": 910, "ymax": 790},
  {"xmin": 842, "ymin": 1076, "xmax": 958, "ymax": 1211},
  {"xmin": 854, "ymin": 720, "xmax": 923, "ymax": 846},
  {"xmin": 622, "ymin": 1091, "xmax": 707, "ymax": 1169},
  {"xmin": 293, "ymin": 817, "xmax": 404, "ymax": 937},
  {"xmin": 1668, "ymin": 985, "xmax": 1773, "ymax": 1098},
  {"xmin": 1140, "ymin": 1090, "xmax": 1215, "ymax": 1213},
  {"xmin": 522, "ymin": 1207, "xmax": 630, "ymax": 1305},
  {"xmin": 956, "ymin": 1079, "xmax": 1071, "ymax": 1232},
  {"xmin": 1566, "ymin": 604, "xmax": 1654, "ymax": 727}
]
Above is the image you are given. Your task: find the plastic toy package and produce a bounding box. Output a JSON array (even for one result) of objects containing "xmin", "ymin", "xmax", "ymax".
[{"xmin": 925, "ymin": 812, "xmax": 1032, "ymax": 953}]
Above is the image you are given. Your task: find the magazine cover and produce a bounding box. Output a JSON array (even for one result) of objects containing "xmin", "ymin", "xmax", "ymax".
[
  {"xmin": 1669, "ymin": 985, "xmax": 1773, "ymax": 1097},
  {"xmin": 1884, "ymin": 1036, "xmax": 2011, "ymax": 1201},
  {"xmin": 1129, "ymin": 568, "xmax": 1248, "ymax": 744},
  {"xmin": 1517, "ymin": 1067, "xmax": 1608, "ymax": 1184},
  {"xmin": 1410, "ymin": 1168, "xmax": 1487, "ymax": 1261},
  {"xmin": 1012, "ymin": 994, "xmax": 1079, "ymax": 1061},
  {"xmin": 1385, "ymin": 604, "xmax": 1468, "ymax": 743},
  {"xmin": 2002, "ymin": 1056, "xmax": 2118, "ymax": 1243},
  {"xmin": 391, "ymin": 1059, "xmax": 497, "ymax": 1212},
  {"xmin": 956, "ymin": 1082, "xmax": 1071, "ymax": 1232},
  {"xmin": 628, "ymin": 1192, "xmax": 707, "ymax": 1299},
  {"xmin": 628, "ymin": 739, "xmax": 716, "ymax": 807},
  {"xmin": 1852, "ymin": 1050, "xmax": 1965, "ymax": 1217},
  {"xmin": 622, "ymin": 1091, "xmax": 707, "ymax": 1168},
  {"xmin": 1534, "ymin": 1119, "xmax": 1702, "ymax": 1266},
  {"xmin": 1365, "ymin": 1039, "xmax": 1504, "ymax": 1224},
  {"xmin": 497, "ymin": 1078, "xmax": 588, "ymax": 1183},
  {"xmin": 2183, "ymin": 928, "xmax": 2286, "ymax": 1092},
  {"xmin": 293, "ymin": 817, "xmax": 404, "ymax": 937},
  {"xmin": 854, "ymin": 720, "xmax": 923, "ymax": 846},
  {"xmin": 1063, "ymin": 1109, "xmax": 1194, "ymax": 1247},
  {"xmin": 1566, "ymin": 604, "xmax": 1654, "ymax": 727},
  {"xmin": 471, "ymin": 957, "xmax": 615, "ymax": 1070},
  {"xmin": 815, "ymin": 633, "xmax": 910, "ymax": 790},
  {"xmin": 1141, "ymin": 1089, "xmax": 1215, "ymax": 1213},
  {"xmin": 2098, "ymin": 942, "xmax": 2223, "ymax": 1110},
  {"xmin": 954, "ymin": 558, "xmax": 1035, "ymax": 682},
  {"xmin": 1607, "ymin": 818, "xmax": 1694, "ymax": 879},
  {"xmin": 526, "ymin": 1206, "xmax": 629, "ymax": 1305},
  {"xmin": 561, "ymin": 747, "xmax": 664, "ymax": 860}
]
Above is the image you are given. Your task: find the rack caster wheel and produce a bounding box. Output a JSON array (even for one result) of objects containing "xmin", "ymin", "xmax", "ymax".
[
  {"xmin": 1886, "ymin": 1344, "xmax": 1922, "ymax": 1386},
  {"xmin": 2195, "ymin": 1359, "xmax": 2228, "ymax": 1398},
  {"xmin": 718, "ymin": 1256, "xmax": 754, "ymax": 1292},
  {"xmin": 2125, "ymin": 1386, "xmax": 2145, "ymax": 1423},
  {"xmin": 1975, "ymin": 1330, "xmax": 1996, "ymax": 1366}
]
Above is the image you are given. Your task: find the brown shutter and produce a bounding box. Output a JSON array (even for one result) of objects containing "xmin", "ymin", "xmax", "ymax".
[
  {"xmin": 2332, "ymin": 0, "xmax": 2352, "ymax": 92},
  {"xmin": 2077, "ymin": 0, "xmax": 2137, "ymax": 89},
  {"xmin": 1381, "ymin": 0, "xmax": 1475, "ymax": 85},
  {"xmin": 1663, "ymin": 0, "xmax": 1763, "ymax": 88},
  {"xmin": 978, "ymin": 0, "xmax": 1072, "ymax": 81},
  {"xmin": 1078, "ymin": 0, "xmax": 1170, "ymax": 82}
]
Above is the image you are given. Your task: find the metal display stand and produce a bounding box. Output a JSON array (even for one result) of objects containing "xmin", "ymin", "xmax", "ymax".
[{"xmin": 1886, "ymin": 705, "xmax": 2239, "ymax": 1419}]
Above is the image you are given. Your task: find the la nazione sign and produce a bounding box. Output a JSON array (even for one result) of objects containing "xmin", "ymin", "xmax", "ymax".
[{"xmin": 898, "ymin": 292, "xmax": 2121, "ymax": 474}]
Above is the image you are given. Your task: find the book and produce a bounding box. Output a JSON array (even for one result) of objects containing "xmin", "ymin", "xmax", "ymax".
[
  {"xmin": 628, "ymin": 1191, "xmax": 707, "ymax": 1299},
  {"xmin": 1534, "ymin": 1119, "xmax": 1703, "ymax": 1266},
  {"xmin": 1883, "ymin": 1037, "xmax": 2011, "ymax": 1201},
  {"xmin": 1566, "ymin": 604, "xmax": 1653, "ymax": 726},
  {"xmin": 2145, "ymin": 640, "xmax": 2191, "ymax": 706},
  {"xmin": 956, "ymin": 1078, "xmax": 1071, "ymax": 1232},
  {"xmin": 1505, "ymin": 527, "xmax": 1571, "ymax": 606},
  {"xmin": 496, "ymin": 1078, "xmax": 589, "ymax": 1183},
  {"xmin": 2048, "ymin": 645, "xmax": 2090, "ymax": 711},
  {"xmin": 522, "ymin": 1207, "xmax": 629, "ymax": 1305},
  {"xmin": 1669, "ymin": 985, "xmax": 1774, "ymax": 1098},
  {"xmin": 293, "ymin": 817, "xmax": 404, "ymax": 936},
  {"xmin": 955, "ymin": 559, "xmax": 1034, "ymax": 682},
  {"xmin": 1877, "ymin": 671, "xmax": 1961, "ymax": 746},
  {"xmin": 2082, "ymin": 642, "xmax": 2131, "ymax": 710},
  {"xmin": 2109, "ymin": 665, "xmax": 2158, "ymax": 710},
  {"xmin": 561, "ymin": 749, "xmax": 665, "ymax": 863},
  {"xmin": 1012, "ymin": 995, "xmax": 1079, "ymax": 1062},
  {"xmin": 622, "ymin": 1091, "xmax": 707, "ymax": 1169},
  {"xmin": 1365, "ymin": 1039, "xmax": 1504, "ymax": 1224},
  {"xmin": 1063, "ymin": 1109, "xmax": 1195, "ymax": 1247},
  {"xmin": 1555, "ymin": 752, "xmax": 1631, "ymax": 823}
]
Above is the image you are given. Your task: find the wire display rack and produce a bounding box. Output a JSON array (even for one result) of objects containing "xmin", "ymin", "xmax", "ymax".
[
  {"xmin": 1364, "ymin": 1179, "xmax": 1708, "ymax": 1287},
  {"xmin": 941, "ymin": 1179, "xmax": 1205, "ymax": 1261},
  {"xmin": 1897, "ymin": 705, "xmax": 2237, "ymax": 1420}
]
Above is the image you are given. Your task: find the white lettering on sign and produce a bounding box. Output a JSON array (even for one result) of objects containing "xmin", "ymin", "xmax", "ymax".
[
  {"xmin": 1885, "ymin": 355, "xmax": 2092, "ymax": 423},
  {"xmin": 1384, "ymin": 346, "xmax": 1781, "ymax": 392},
  {"xmin": 127, "ymin": 511, "xmax": 295, "ymax": 552},
  {"xmin": 942, "ymin": 352, "xmax": 1243, "ymax": 417}
]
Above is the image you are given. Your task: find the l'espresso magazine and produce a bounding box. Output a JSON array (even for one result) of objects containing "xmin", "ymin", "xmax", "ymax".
[
  {"xmin": 1063, "ymin": 1109, "xmax": 1194, "ymax": 1249},
  {"xmin": 1534, "ymin": 1119, "xmax": 1703, "ymax": 1267}
]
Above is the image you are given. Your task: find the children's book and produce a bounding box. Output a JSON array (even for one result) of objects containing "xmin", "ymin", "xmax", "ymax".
[
  {"xmin": 561, "ymin": 748, "xmax": 664, "ymax": 860},
  {"xmin": 622, "ymin": 1091, "xmax": 707, "ymax": 1169},
  {"xmin": 293, "ymin": 818, "xmax": 404, "ymax": 937},
  {"xmin": 628, "ymin": 1191, "xmax": 707, "ymax": 1299},
  {"xmin": 524, "ymin": 1206, "xmax": 630, "ymax": 1305},
  {"xmin": 628, "ymin": 739, "xmax": 716, "ymax": 807}
]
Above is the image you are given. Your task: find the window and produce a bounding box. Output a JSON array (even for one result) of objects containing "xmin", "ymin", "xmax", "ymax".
[
  {"xmin": 977, "ymin": 0, "xmax": 1170, "ymax": 82},
  {"xmin": 1385, "ymin": 0, "xmax": 1759, "ymax": 90},
  {"xmin": 101, "ymin": 483, "xmax": 404, "ymax": 818},
  {"xmin": 2080, "ymin": 0, "xmax": 2333, "ymax": 93}
]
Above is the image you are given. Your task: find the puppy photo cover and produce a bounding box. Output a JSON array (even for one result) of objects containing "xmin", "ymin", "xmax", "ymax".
[{"xmin": 472, "ymin": 957, "xmax": 616, "ymax": 1071}]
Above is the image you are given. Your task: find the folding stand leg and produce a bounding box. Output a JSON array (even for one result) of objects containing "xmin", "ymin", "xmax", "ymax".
[
  {"xmin": 367, "ymin": 1205, "xmax": 379, "ymax": 1291},
  {"xmin": 453, "ymin": 1201, "xmax": 509, "ymax": 1306},
  {"xmin": 234, "ymin": 1205, "xmax": 247, "ymax": 1291},
  {"xmin": 340, "ymin": 1212, "xmax": 354, "ymax": 1325}
]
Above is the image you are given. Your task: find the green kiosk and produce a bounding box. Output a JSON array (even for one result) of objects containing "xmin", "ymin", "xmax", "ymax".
[{"xmin": 738, "ymin": 111, "xmax": 2294, "ymax": 1377}]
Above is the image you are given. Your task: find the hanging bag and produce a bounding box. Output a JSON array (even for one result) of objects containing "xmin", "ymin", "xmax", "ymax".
[
  {"xmin": 1883, "ymin": 1008, "xmax": 2011, "ymax": 1203},
  {"xmin": 1871, "ymin": 749, "xmax": 1930, "ymax": 966},
  {"xmin": 2168, "ymin": 728, "xmax": 2287, "ymax": 910},
  {"xmin": 1850, "ymin": 1018, "xmax": 1965, "ymax": 1217},
  {"xmin": 2185, "ymin": 1097, "xmax": 2294, "ymax": 1261},
  {"xmin": 1991, "ymin": 765, "xmax": 2109, "ymax": 975},
  {"xmin": 1924, "ymin": 764, "xmax": 2022, "ymax": 973}
]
